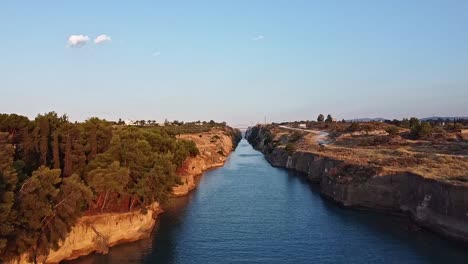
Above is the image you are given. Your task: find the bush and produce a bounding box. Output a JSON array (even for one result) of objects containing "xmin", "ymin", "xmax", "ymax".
[
  {"xmin": 285, "ymin": 143, "xmax": 296, "ymax": 154},
  {"xmin": 288, "ymin": 131, "xmax": 303, "ymax": 143},
  {"xmin": 346, "ymin": 122, "xmax": 361, "ymax": 132},
  {"xmin": 385, "ymin": 126, "xmax": 400, "ymax": 136},
  {"xmin": 411, "ymin": 122, "xmax": 433, "ymax": 139},
  {"xmin": 454, "ymin": 123, "xmax": 464, "ymax": 130}
]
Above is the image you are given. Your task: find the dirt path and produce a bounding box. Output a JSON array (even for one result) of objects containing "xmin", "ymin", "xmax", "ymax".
[{"xmin": 278, "ymin": 125, "xmax": 330, "ymax": 145}]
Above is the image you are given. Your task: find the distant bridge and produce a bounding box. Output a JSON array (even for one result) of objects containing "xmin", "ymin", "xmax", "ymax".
[{"xmin": 231, "ymin": 123, "xmax": 258, "ymax": 130}]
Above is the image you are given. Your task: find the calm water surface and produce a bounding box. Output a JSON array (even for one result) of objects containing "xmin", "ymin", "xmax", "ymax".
[{"xmin": 68, "ymin": 139, "xmax": 468, "ymax": 264}]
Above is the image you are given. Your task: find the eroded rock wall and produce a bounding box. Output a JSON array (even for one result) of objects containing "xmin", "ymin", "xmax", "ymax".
[{"xmin": 246, "ymin": 125, "xmax": 468, "ymax": 244}]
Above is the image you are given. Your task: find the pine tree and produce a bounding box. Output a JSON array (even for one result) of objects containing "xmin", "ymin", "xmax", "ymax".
[
  {"xmin": 36, "ymin": 116, "xmax": 50, "ymax": 166},
  {"xmin": 0, "ymin": 133, "xmax": 18, "ymax": 255},
  {"xmin": 87, "ymin": 161, "xmax": 129, "ymax": 212},
  {"xmin": 317, "ymin": 114, "xmax": 324, "ymax": 122},
  {"xmin": 52, "ymin": 130, "xmax": 61, "ymax": 170}
]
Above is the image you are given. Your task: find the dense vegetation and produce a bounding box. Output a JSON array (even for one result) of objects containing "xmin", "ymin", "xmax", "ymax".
[{"xmin": 0, "ymin": 112, "xmax": 204, "ymax": 262}]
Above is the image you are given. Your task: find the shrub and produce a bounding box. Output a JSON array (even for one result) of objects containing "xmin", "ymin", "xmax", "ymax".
[
  {"xmin": 411, "ymin": 122, "xmax": 433, "ymax": 139},
  {"xmin": 409, "ymin": 117, "xmax": 420, "ymax": 128},
  {"xmin": 385, "ymin": 126, "xmax": 400, "ymax": 136},
  {"xmin": 288, "ymin": 131, "xmax": 303, "ymax": 143},
  {"xmin": 285, "ymin": 143, "xmax": 296, "ymax": 154},
  {"xmin": 454, "ymin": 123, "xmax": 464, "ymax": 130},
  {"xmin": 347, "ymin": 122, "xmax": 361, "ymax": 132}
]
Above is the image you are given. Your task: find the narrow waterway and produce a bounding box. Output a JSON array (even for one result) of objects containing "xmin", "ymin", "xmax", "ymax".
[{"xmin": 69, "ymin": 139, "xmax": 468, "ymax": 264}]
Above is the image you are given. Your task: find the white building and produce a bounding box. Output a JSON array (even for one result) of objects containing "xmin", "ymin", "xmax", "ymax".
[{"xmin": 124, "ymin": 120, "xmax": 138, "ymax": 126}]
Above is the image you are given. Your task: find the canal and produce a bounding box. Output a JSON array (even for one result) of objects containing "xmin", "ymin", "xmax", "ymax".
[{"xmin": 68, "ymin": 139, "xmax": 468, "ymax": 264}]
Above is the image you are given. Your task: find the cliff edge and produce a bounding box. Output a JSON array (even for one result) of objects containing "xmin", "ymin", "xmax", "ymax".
[{"xmin": 246, "ymin": 125, "xmax": 468, "ymax": 244}]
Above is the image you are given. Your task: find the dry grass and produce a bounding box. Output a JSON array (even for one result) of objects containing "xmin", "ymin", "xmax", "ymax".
[{"xmin": 271, "ymin": 127, "xmax": 468, "ymax": 183}]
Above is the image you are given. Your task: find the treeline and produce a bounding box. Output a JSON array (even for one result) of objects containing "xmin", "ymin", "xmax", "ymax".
[{"xmin": 0, "ymin": 112, "xmax": 200, "ymax": 262}]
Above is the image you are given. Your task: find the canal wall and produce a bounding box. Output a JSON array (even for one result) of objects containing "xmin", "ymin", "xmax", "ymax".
[{"xmin": 246, "ymin": 125, "xmax": 468, "ymax": 244}]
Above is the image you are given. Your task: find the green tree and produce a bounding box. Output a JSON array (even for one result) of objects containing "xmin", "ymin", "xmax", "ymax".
[
  {"xmin": 134, "ymin": 154, "xmax": 178, "ymax": 206},
  {"xmin": 52, "ymin": 130, "xmax": 61, "ymax": 169},
  {"xmin": 0, "ymin": 133, "xmax": 18, "ymax": 255},
  {"xmin": 317, "ymin": 114, "xmax": 324, "ymax": 122},
  {"xmin": 401, "ymin": 118, "xmax": 410, "ymax": 128},
  {"xmin": 84, "ymin": 117, "xmax": 112, "ymax": 161},
  {"xmin": 13, "ymin": 167, "xmax": 91, "ymax": 261},
  {"xmin": 36, "ymin": 115, "xmax": 50, "ymax": 166},
  {"xmin": 409, "ymin": 117, "xmax": 420, "ymax": 128},
  {"xmin": 87, "ymin": 161, "xmax": 129, "ymax": 212},
  {"xmin": 325, "ymin": 114, "xmax": 333, "ymax": 123}
]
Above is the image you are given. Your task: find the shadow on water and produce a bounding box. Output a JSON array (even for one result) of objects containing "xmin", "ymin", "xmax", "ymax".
[{"xmin": 282, "ymin": 169, "xmax": 468, "ymax": 264}]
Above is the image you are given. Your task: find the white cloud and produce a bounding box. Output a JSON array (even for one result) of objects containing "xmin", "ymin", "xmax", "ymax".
[
  {"xmin": 252, "ymin": 35, "xmax": 265, "ymax": 41},
  {"xmin": 94, "ymin": 34, "xmax": 112, "ymax": 44},
  {"xmin": 152, "ymin": 51, "xmax": 161, "ymax": 57},
  {"xmin": 67, "ymin": 35, "xmax": 90, "ymax": 48}
]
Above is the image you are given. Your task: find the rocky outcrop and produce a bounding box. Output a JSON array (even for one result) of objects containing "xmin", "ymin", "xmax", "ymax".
[
  {"xmin": 246, "ymin": 125, "xmax": 468, "ymax": 244},
  {"xmin": 9, "ymin": 203, "xmax": 162, "ymax": 264},
  {"xmin": 173, "ymin": 128, "xmax": 238, "ymax": 196}
]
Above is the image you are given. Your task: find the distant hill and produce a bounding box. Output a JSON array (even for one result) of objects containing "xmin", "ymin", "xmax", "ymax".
[
  {"xmin": 420, "ymin": 116, "xmax": 468, "ymax": 121},
  {"xmin": 346, "ymin": 118, "xmax": 386, "ymax": 122},
  {"xmin": 346, "ymin": 116, "xmax": 468, "ymax": 122}
]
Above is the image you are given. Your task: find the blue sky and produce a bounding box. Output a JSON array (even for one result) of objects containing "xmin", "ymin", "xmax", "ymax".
[{"xmin": 1, "ymin": 1, "xmax": 467, "ymax": 125}]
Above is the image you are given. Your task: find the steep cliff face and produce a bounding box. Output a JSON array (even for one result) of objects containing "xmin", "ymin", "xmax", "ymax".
[
  {"xmin": 246, "ymin": 125, "xmax": 468, "ymax": 244},
  {"xmin": 11, "ymin": 128, "xmax": 241, "ymax": 264},
  {"xmin": 172, "ymin": 129, "xmax": 236, "ymax": 196},
  {"xmin": 10, "ymin": 203, "xmax": 162, "ymax": 264}
]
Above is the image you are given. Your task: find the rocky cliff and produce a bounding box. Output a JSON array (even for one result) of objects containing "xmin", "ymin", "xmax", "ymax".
[
  {"xmin": 10, "ymin": 128, "xmax": 241, "ymax": 264},
  {"xmin": 246, "ymin": 125, "xmax": 468, "ymax": 244},
  {"xmin": 172, "ymin": 128, "xmax": 238, "ymax": 196},
  {"xmin": 9, "ymin": 203, "xmax": 162, "ymax": 264}
]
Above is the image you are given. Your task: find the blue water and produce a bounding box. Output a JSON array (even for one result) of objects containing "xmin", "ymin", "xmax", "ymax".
[{"xmin": 68, "ymin": 139, "xmax": 468, "ymax": 264}]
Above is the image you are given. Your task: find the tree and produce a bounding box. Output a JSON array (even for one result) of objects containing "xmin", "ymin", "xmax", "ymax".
[
  {"xmin": 0, "ymin": 133, "xmax": 18, "ymax": 255},
  {"xmin": 13, "ymin": 167, "xmax": 91, "ymax": 261},
  {"xmin": 133, "ymin": 154, "xmax": 177, "ymax": 206},
  {"xmin": 317, "ymin": 114, "xmax": 324, "ymax": 122},
  {"xmin": 52, "ymin": 130, "xmax": 61, "ymax": 169},
  {"xmin": 409, "ymin": 117, "xmax": 420, "ymax": 128},
  {"xmin": 325, "ymin": 114, "xmax": 333, "ymax": 123},
  {"xmin": 87, "ymin": 161, "xmax": 129, "ymax": 212},
  {"xmin": 401, "ymin": 118, "xmax": 410, "ymax": 128},
  {"xmin": 62, "ymin": 128, "xmax": 73, "ymax": 177},
  {"xmin": 83, "ymin": 117, "xmax": 112, "ymax": 162},
  {"xmin": 36, "ymin": 115, "xmax": 50, "ymax": 166}
]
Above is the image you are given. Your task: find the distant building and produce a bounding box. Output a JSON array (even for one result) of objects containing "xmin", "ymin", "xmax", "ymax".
[
  {"xmin": 299, "ymin": 124, "xmax": 307, "ymax": 129},
  {"xmin": 124, "ymin": 120, "xmax": 138, "ymax": 126}
]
